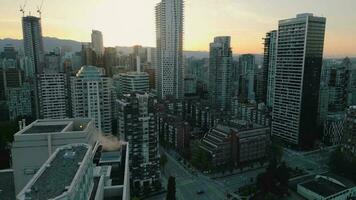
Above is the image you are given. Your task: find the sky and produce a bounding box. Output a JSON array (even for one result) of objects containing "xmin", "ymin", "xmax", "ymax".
[{"xmin": 0, "ymin": 0, "xmax": 356, "ymax": 57}]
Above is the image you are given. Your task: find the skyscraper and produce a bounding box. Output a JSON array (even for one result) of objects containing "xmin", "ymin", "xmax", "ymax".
[
  {"xmin": 209, "ymin": 36, "xmax": 233, "ymax": 110},
  {"xmin": 116, "ymin": 93, "xmax": 161, "ymax": 194},
  {"xmin": 22, "ymin": 16, "xmax": 44, "ymax": 75},
  {"xmin": 71, "ymin": 66, "xmax": 112, "ymax": 134},
  {"xmin": 272, "ymin": 13, "xmax": 326, "ymax": 147},
  {"xmin": 91, "ymin": 30, "xmax": 104, "ymax": 57},
  {"xmin": 263, "ymin": 30, "xmax": 278, "ymax": 108},
  {"xmin": 155, "ymin": 0, "xmax": 184, "ymax": 100},
  {"xmin": 22, "ymin": 16, "xmax": 45, "ymax": 118}
]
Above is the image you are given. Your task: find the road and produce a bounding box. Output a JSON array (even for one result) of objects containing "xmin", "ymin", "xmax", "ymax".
[
  {"xmin": 283, "ymin": 147, "xmax": 331, "ymax": 175},
  {"xmin": 161, "ymin": 149, "xmax": 226, "ymax": 200}
]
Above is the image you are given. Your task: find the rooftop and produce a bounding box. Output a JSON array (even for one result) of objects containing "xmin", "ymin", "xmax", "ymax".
[
  {"xmin": 17, "ymin": 118, "xmax": 91, "ymax": 135},
  {"xmin": 100, "ymin": 151, "xmax": 122, "ymax": 163},
  {"xmin": 22, "ymin": 124, "xmax": 67, "ymax": 134},
  {"xmin": 22, "ymin": 144, "xmax": 89, "ymax": 200},
  {"xmin": 300, "ymin": 175, "xmax": 349, "ymax": 197}
]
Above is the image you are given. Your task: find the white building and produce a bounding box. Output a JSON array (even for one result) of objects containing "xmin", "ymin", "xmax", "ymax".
[
  {"xmin": 71, "ymin": 66, "xmax": 112, "ymax": 134},
  {"xmin": 11, "ymin": 118, "xmax": 98, "ymax": 193},
  {"xmin": 272, "ymin": 13, "xmax": 326, "ymax": 147},
  {"xmin": 17, "ymin": 144, "xmax": 94, "ymax": 200},
  {"xmin": 91, "ymin": 30, "xmax": 104, "ymax": 57},
  {"xmin": 155, "ymin": 0, "xmax": 184, "ymax": 100},
  {"xmin": 16, "ymin": 142, "xmax": 131, "ymax": 200},
  {"xmin": 38, "ymin": 73, "xmax": 68, "ymax": 119}
]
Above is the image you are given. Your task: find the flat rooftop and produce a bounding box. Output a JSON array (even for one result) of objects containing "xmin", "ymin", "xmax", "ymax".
[
  {"xmin": 17, "ymin": 118, "xmax": 91, "ymax": 135},
  {"xmin": 24, "ymin": 145, "xmax": 89, "ymax": 200},
  {"xmin": 300, "ymin": 177, "xmax": 346, "ymax": 197},
  {"xmin": 22, "ymin": 124, "xmax": 67, "ymax": 134}
]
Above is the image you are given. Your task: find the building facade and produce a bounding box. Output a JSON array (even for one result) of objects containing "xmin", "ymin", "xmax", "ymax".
[
  {"xmin": 272, "ymin": 13, "xmax": 326, "ymax": 147},
  {"xmin": 264, "ymin": 30, "xmax": 278, "ymax": 108},
  {"xmin": 38, "ymin": 73, "xmax": 68, "ymax": 119}
]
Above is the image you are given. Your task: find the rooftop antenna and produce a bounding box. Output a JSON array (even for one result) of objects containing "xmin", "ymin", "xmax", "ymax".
[
  {"xmin": 19, "ymin": 0, "xmax": 28, "ymax": 17},
  {"xmin": 37, "ymin": 0, "xmax": 44, "ymax": 18}
]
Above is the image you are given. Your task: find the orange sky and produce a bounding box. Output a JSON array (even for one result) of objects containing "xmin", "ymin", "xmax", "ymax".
[{"xmin": 0, "ymin": 0, "xmax": 356, "ymax": 57}]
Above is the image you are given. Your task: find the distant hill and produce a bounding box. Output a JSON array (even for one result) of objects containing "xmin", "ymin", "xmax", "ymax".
[{"xmin": 0, "ymin": 37, "xmax": 82, "ymax": 52}]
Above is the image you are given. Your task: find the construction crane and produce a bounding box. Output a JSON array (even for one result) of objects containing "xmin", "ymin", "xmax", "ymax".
[
  {"xmin": 37, "ymin": 0, "xmax": 44, "ymax": 18},
  {"xmin": 19, "ymin": 0, "xmax": 28, "ymax": 16}
]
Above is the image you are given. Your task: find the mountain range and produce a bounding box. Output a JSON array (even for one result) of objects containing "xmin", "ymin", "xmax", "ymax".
[{"xmin": 0, "ymin": 37, "xmax": 265, "ymax": 61}]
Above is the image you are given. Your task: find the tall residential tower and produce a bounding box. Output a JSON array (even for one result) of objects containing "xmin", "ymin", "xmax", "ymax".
[
  {"xmin": 155, "ymin": 0, "xmax": 184, "ymax": 100},
  {"xmin": 209, "ymin": 36, "xmax": 233, "ymax": 110}
]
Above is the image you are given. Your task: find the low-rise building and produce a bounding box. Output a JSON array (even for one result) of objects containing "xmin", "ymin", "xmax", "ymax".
[
  {"xmin": 157, "ymin": 114, "xmax": 190, "ymax": 157},
  {"xmin": 297, "ymin": 173, "xmax": 356, "ymax": 200},
  {"xmin": 200, "ymin": 120, "xmax": 270, "ymax": 167}
]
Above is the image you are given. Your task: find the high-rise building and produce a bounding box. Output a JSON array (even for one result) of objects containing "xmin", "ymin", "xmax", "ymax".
[
  {"xmin": 104, "ymin": 47, "xmax": 117, "ymax": 77},
  {"xmin": 238, "ymin": 54, "xmax": 256, "ymax": 103},
  {"xmin": 272, "ymin": 13, "xmax": 326, "ymax": 147},
  {"xmin": 22, "ymin": 16, "xmax": 45, "ymax": 119},
  {"xmin": 208, "ymin": 36, "xmax": 233, "ymax": 110},
  {"xmin": 91, "ymin": 30, "xmax": 104, "ymax": 57},
  {"xmin": 71, "ymin": 66, "xmax": 112, "ymax": 134},
  {"xmin": 38, "ymin": 73, "xmax": 68, "ymax": 119},
  {"xmin": 263, "ymin": 30, "xmax": 278, "ymax": 108},
  {"xmin": 155, "ymin": 0, "xmax": 184, "ymax": 100},
  {"xmin": 116, "ymin": 93, "xmax": 161, "ymax": 194},
  {"xmin": 22, "ymin": 16, "xmax": 44, "ymax": 75}
]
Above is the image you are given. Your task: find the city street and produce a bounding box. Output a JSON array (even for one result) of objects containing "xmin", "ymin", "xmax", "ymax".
[
  {"xmin": 282, "ymin": 147, "xmax": 332, "ymax": 175},
  {"xmin": 161, "ymin": 150, "xmax": 226, "ymax": 200}
]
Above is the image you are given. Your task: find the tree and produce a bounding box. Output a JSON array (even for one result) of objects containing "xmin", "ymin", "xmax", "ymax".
[
  {"xmin": 166, "ymin": 176, "xmax": 176, "ymax": 200},
  {"xmin": 269, "ymin": 143, "xmax": 283, "ymax": 164},
  {"xmin": 160, "ymin": 153, "xmax": 168, "ymax": 170}
]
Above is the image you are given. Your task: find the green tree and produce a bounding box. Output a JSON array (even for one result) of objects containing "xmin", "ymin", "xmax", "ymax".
[
  {"xmin": 269, "ymin": 143, "xmax": 283, "ymax": 164},
  {"xmin": 160, "ymin": 153, "xmax": 168, "ymax": 170},
  {"xmin": 166, "ymin": 176, "xmax": 176, "ymax": 200}
]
